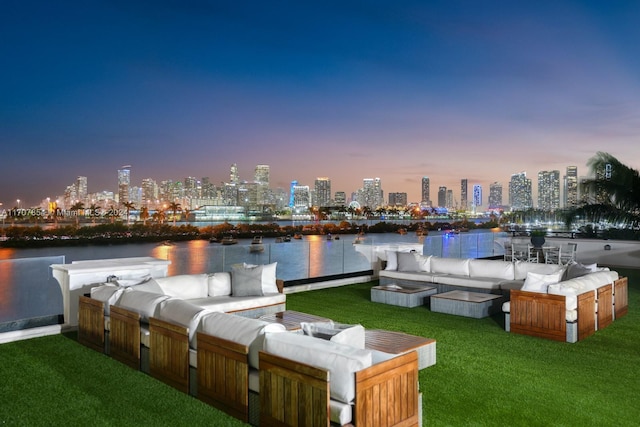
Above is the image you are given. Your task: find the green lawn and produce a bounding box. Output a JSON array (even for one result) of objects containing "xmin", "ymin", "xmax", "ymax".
[{"xmin": 1, "ymin": 267, "xmax": 638, "ymax": 426}]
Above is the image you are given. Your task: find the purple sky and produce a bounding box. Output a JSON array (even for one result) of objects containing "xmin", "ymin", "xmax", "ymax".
[{"xmin": 2, "ymin": 1, "xmax": 640, "ymax": 207}]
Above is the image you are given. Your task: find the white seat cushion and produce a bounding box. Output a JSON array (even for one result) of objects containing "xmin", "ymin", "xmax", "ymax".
[
  {"xmin": 115, "ymin": 290, "xmax": 170, "ymax": 322},
  {"xmin": 157, "ymin": 299, "xmax": 209, "ymax": 347}
]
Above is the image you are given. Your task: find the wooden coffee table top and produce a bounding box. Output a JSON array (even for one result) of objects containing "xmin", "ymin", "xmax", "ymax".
[
  {"xmin": 431, "ymin": 290, "xmax": 502, "ymax": 303},
  {"xmin": 259, "ymin": 310, "xmax": 331, "ymax": 331},
  {"xmin": 365, "ymin": 329, "xmax": 435, "ymax": 354}
]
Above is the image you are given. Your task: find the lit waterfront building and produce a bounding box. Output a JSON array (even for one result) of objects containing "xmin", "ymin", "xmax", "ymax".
[
  {"xmin": 254, "ymin": 165, "xmax": 270, "ymax": 206},
  {"xmin": 421, "ymin": 177, "xmax": 430, "ymax": 205},
  {"xmin": 292, "ymin": 185, "xmax": 311, "ymax": 209},
  {"xmin": 76, "ymin": 176, "xmax": 87, "ymax": 202},
  {"xmin": 437, "ymin": 186, "xmax": 447, "ymax": 208},
  {"xmin": 289, "ymin": 180, "xmax": 298, "ymax": 208},
  {"xmin": 472, "ymin": 184, "xmax": 482, "ymax": 209},
  {"xmin": 564, "ymin": 166, "xmax": 578, "ymax": 208},
  {"xmin": 230, "ymin": 163, "xmax": 239, "ymax": 184},
  {"xmin": 509, "ymin": 172, "xmax": 532, "ymax": 210},
  {"xmin": 334, "ymin": 191, "xmax": 346, "ymax": 206},
  {"xmin": 460, "ymin": 179, "xmax": 468, "ymax": 210},
  {"xmin": 446, "ymin": 189, "xmax": 454, "ymax": 210},
  {"xmin": 361, "ymin": 178, "xmax": 383, "ymax": 209},
  {"xmin": 314, "ymin": 177, "xmax": 331, "ymax": 207},
  {"xmin": 388, "ymin": 192, "xmax": 407, "ymax": 206},
  {"xmin": 141, "ymin": 178, "xmax": 158, "ymax": 207},
  {"xmin": 117, "ymin": 165, "xmax": 131, "ymax": 206},
  {"xmin": 538, "ymin": 170, "xmax": 560, "ymax": 210},
  {"xmin": 488, "ymin": 182, "xmax": 503, "ymax": 209}
]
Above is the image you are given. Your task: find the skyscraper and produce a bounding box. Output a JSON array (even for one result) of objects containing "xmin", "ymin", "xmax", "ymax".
[
  {"xmin": 289, "ymin": 180, "xmax": 298, "ymax": 208},
  {"xmin": 254, "ymin": 165, "xmax": 270, "ymax": 185},
  {"xmin": 421, "ymin": 177, "xmax": 430, "ymax": 205},
  {"xmin": 460, "ymin": 179, "xmax": 468, "ymax": 210},
  {"xmin": 361, "ymin": 178, "xmax": 383, "ymax": 209},
  {"xmin": 509, "ymin": 172, "xmax": 532, "ymax": 210},
  {"xmin": 564, "ymin": 166, "xmax": 578, "ymax": 208},
  {"xmin": 117, "ymin": 165, "xmax": 131, "ymax": 206},
  {"xmin": 334, "ymin": 191, "xmax": 346, "ymax": 206},
  {"xmin": 292, "ymin": 185, "xmax": 311, "ymax": 208},
  {"xmin": 488, "ymin": 182, "xmax": 503, "ymax": 209},
  {"xmin": 538, "ymin": 170, "xmax": 560, "ymax": 210},
  {"xmin": 437, "ymin": 187, "xmax": 447, "ymax": 208},
  {"xmin": 388, "ymin": 192, "xmax": 407, "ymax": 206},
  {"xmin": 473, "ymin": 184, "xmax": 482, "ymax": 208},
  {"xmin": 76, "ymin": 176, "xmax": 87, "ymax": 202},
  {"xmin": 314, "ymin": 177, "xmax": 331, "ymax": 207},
  {"xmin": 230, "ymin": 163, "xmax": 239, "ymax": 184}
]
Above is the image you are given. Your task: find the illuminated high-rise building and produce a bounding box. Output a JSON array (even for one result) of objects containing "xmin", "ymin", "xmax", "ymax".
[
  {"xmin": 334, "ymin": 191, "xmax": 346, "ymax": 206},
  {"xmin": 254, "ymin": 165, "xmax": 270, "ymax": 185},
  {"xmin": 314, "ymin": 177, "xmax": 331, "ymax": 207},
  {"xmin": 538, "ymin": 170, "xmax": 560, "ymax": 210},
  {"xmin": 388, "ymin": 192, "xmax": 407, "ymax": 206},
  {"xmin": 488, "ymin": 182, "xmax": 503, "ymax": 209},
  {"xmin": 292, "ymin": 185, "xmax": 311, "ymax": 208},
  {"xmin": 509, "ymin": 172, "xmax": 532, "ymax": 210},
  {"xmin": 460, "ymin": 179, "xmax": 468, "ymax": 210},
  {"xmin": 421, "ymin": 177, "xmax": 430, "ymax": 205},
  {"xmin": 437, "ymin": 187, "xmax": 447, "ymax": 208},
  {"xmin": 472, "ymin": 184, "xmax": 482, "ymax": 208},
  {"xmin": 230, "ymin": 163, "xmax": 239, "ymax": 184},
  {"xmin": 76, "ymin": 176, "xmax": 87, "ymax": 202},
  {"xmin": 289, "ymin": 180, "xmax": 298, "ymax": 208},
  {"xmin": 564, "ymin": 166, "xmax": 578, "ymax": 208},
  {"xmin": 141, "ymin": 178, "xmax": 158, "ymax": 207},
  {"xmin": 117, "ymin": 165, "xmax": 131, "ymax": 206}
]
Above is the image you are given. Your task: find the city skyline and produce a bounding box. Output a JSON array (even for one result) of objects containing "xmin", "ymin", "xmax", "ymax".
[{"xmin": 3, "ymin": 2, "xmax": 640, "ymax": 206}]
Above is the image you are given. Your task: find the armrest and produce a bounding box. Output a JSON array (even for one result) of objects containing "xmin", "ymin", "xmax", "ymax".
[
  {"xmin": 276, "ymin": 279, "xmax": 285, "ymax": 294},
  {"xmin": 110, "ymin": 305, "xmax": 142, "ymax": 369},
  {"xmin": 78, "ymin": 295, "xmax": 105, "ymax": 353},
  {"xmin": 149, "ymin": 317, "xmax": 190, "ymax": 393}
]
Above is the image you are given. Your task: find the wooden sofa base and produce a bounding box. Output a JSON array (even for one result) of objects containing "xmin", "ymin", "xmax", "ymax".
[
  {"xmin": 149, "ymin": 317, "xmax": 190, "ymax": 394},
  {"xmin": 78, "ymin": 296, "xmax": 106, "ymax": 353},
  {"xmin": 259, "ymin": 349, "xmax": 419, "ymax": 426},
  {"xmin": 614, "ymin": 277, "xmax": 628, "ymax": 319}
]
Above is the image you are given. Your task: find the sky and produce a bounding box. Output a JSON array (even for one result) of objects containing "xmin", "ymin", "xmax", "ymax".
[{"xmin": 2, "ymin": 0, "xmax": 640, "ymax": 208}]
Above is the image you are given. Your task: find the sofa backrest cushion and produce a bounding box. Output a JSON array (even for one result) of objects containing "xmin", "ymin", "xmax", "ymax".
[
  {"xmin": 90, "ymin": 284, "xmax": 125, "ymax": 315},
  {"xmin": 384, "ymin": 250, "xmax": 398, "ymax": 271},
  {"xmin": 514, "ymin": 261, "xmax": 563, "ymax": 280},
  {"xmin": 155, "ymin": 274, "xmax": 209, "ymax": 299},
  {"xmin": 264, "ymin": 331, "xmax": 372, "ymax": 404},
  {"xmin": 232, "ymin": 264, "xmax": 264, "ymax": 297},
  {"xmin": 564, "ymin": 262, "xmax": 598, "ymax": 280},
  {"xmin": 430, "ymin": 257, "xmax": 470, "ymax": 276},
  {"xmin": 199, "ymin": 312, "xmax": 286, "ymax": 368},
  {"xmin": 127, "ymin": 277, "xmax": 164, "ymax": 294},
  {"xmin": 115, "ymin": 290, "xmax": 170, "ymax": 322},
  {"xmin": 417, "ymin": 255, "xmax": 431, "ymax": 272},
  {"xmin": 243, "ymin": 262, "xmax": 279, "ymax": 294},
  {"xmin": 157, "ymin": 298, "xmax": 208, "ymax": 346},
  {"xmin": 300, "ymin": 321, "xmax": 366, "ymax": 349},
  {"xmin": 208, "ymin": 272, "xmax": 232, "ymax": 297},
  {"xmin": 469, "ymin": 259, "xmax": 514, "ymax": 280}
]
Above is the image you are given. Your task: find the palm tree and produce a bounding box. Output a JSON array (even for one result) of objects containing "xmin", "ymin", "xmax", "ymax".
[
  {"xmin": 565, "ymin": 152, "xmax": 640, "ymax": 229},
  {"xmin": 182, "ymin": 208, "xmax": 192, "ymax": 223},
  {"xmin": 139, "ymin": 206, "xmax": 150, "ymax": 225},
  {"xmin": 168, "ymin": 202, "xmax": 181, "ymax": 226},
  {"xmin": 122, "ymin": 201, "xmax": 136, "ymax": 225},
  {"xmin": 88, "ymin": 203, "xmax": 99, "ymax": 224},
  {"xmin": 152, "ymin": 209, "xmax": 166, "ymax": 224}
]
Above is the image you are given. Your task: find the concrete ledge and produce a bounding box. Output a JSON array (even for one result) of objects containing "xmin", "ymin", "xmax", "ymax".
[
  {"xmin": 0, "ymin": 324, "xmax": 62, "ymax": 344},
  {"xmin": 284, "ymin": 275, "xmax": 375, "ymax": 294}
]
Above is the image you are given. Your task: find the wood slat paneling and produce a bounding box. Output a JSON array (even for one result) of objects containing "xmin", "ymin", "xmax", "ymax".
[
  {"xmin": 149, "ymin": 317, "xmax": 190, "ymax": 394},
  {"xmin": 510, "ymin": 290, "xmax": 566, "ymax": 341},
  {"xmin": 109, "ymin": 305, "xmax": 141, "ymax": 369},
  {"xmin": 614, "ymin": 277, "xmax": 629, "ymax": 319},
  {"xmin": 78, "ymin": 296, "xmax": 105, "ymax": 353}
]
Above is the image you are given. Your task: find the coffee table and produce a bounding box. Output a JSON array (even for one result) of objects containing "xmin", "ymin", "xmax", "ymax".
[
  {"xmin": 259, "ymin": 310, "xmax": 331, "ymax": 331},
  {"xmin": 371, "ymin": 283, "xmax": 437, "ymax": 308},
  {"xmin": 430, "ymin": 290, "xmax": 504, "ymax": 318},
  {"xmin": 365, "ymin": 329, "xmax": 436, "ymax": 370}
]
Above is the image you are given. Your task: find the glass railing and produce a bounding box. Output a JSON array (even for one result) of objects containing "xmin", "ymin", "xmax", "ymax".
[
  {"xmin": 422, "ymin": 231, "xmax": 510, "ymax": 259},
  {"xmin": 0, "ymin": 255, "xmax": 65, "ymax": 332}
]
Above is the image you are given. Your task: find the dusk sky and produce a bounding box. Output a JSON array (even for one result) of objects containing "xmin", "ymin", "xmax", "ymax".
[{"xmin": 2, "ymin": 1, "xmax": 640, "ymax": 208}]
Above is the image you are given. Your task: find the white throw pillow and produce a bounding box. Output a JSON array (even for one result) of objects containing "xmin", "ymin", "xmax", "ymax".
[
  {"xmin": 416, "ymin": 255, "xmax": 431, "ymax": 272},
  {"xmin": 244, "ymin": 262, "xmax": 279, "ymax": 294},
  {"xmin": 521, "ymin": 271, "xmax": 564, "ymax": 293},
  {"xmin": 232, "ymin": 264, "xmax": 264, "ymax": 297},
  {"xmin": 300, "ymin": 321, "xmax": 366, "ymax": 349},
  {"xmin": 207, "ymin": 272, "xmax": 232, "ymax": 296},
  {"xmin": 384, "ymin": 251, "xmax": 398, "ymax": 271}
]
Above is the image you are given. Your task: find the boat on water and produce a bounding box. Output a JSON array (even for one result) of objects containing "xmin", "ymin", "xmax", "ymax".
[
  {"xmin": 353, "ymin": 232, "xmax": 366, "ymax": 244},
  {"xmin": 397, "ymin": 228, "xmax": 407, "ymax": 235},
  {"xmin": 326, "ymin": 233, "xmax": 333, "ymax": 241},
  {"xmin": 274, "ymin": 237, "xmax": 284, "ymax": 243},
  {"xmin": 249, "ymin": 236, "xmax": 264, "ymax": 252},
  {"xmin": 282, "ymin": 234, "xmax": 292, "ymax": 242},
  {"xmin": 220, "ymin": 235, "xmax": 238, "ymax": 245},
  {"xmin": 293, "ymin": 233, "xmax": 303, "ymax": 240}
]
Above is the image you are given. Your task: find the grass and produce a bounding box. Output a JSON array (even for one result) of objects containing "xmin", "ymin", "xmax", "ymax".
[{"xmin": 1, "ymin": 267, "xmax": 639, "ymax": 426}]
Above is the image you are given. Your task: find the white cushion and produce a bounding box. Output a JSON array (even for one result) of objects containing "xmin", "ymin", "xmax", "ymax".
[
  {"xmin": 430, "ymin": 257, "xmax": 470, "ymax": 276},
  {"xmin": 397, "ymin": 252, "xmax": 421, "ymax": 272},
  {"xmin": 115, "ymin": 290, "xmax": 170, "ymax": 322},
  {"xmin": 232, "ymin": 264, "xmax": 264, "ymax": 297},
  {"xmin": 300, "ymin": 322, "xmax": 366, "ymax": 349},
  {"xmin": 207, "ymin": 272, "xmax": 232, "ymax": 297},
  {"xmin": 90, "ymin": 284, "xmax": 125, "ymax": 316},
  {"xmin": 521, "ymin": 271, "xmax": 564, "ymax": 293},
  {"xmin": 514, "ymin": 262, "xmax": 563, "ymax": 280},
  {"xmin": 384, "ymin": 251, "xmax": 398, "ymax": 271},
  {"xmin": 155, "ymin": 274, "xmax": 209, "ymax": 299},
  {"xmin": 128, "ymin": 277, "xmax": 164, "ymax": 294},
  {"xmin": 469, "ymin": 259, "xmax": 515, "ymax": 280},
  {"xmin": 244, "ymin": 262, "xmax": 279, "ymax": 294},
  {"xmin": 157, "ymin": 298, "xmax": 208, "ymax": 346},
  {"xmin": 416, "ymin": 255, "xmax": 431, "ymax": 272},
  {"xmin": 198, "ymin": 312, "xmax": 286, "ymax": 368},
  {"xmin": 187, "ymin": 293, "xmax": 286, "ymax": 313},
  {"xmin": 114, "ymin": 275, "xmax": 152, "ymax": 287},
  {"xmin": 264, "ymin": 331, "xmax": 372, "ymax": 404}
]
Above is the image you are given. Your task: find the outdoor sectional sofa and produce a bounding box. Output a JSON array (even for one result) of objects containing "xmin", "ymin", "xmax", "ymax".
[
  {"xmin": 77, "ymin": 262, "xmax": 286, "ymax": 365},
  {"xmin": 377, "ymin": 251, "xmax": 628, "ymax": 343}
]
